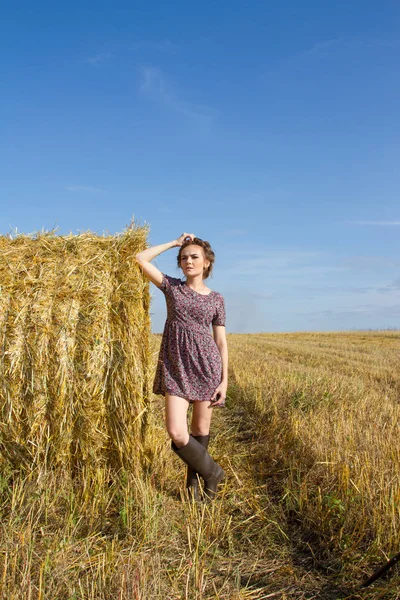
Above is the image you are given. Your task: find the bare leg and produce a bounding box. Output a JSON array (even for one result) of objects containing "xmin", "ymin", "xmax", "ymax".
[
  {"xmin": 167, "ymin": 397, "xmax": 224, "ymax": 500},
  {"xmin": 191, "ymin": 400, "xmax": 213, "ymax": 436},
  {"xmin": 165, "ymin": 394, "xmax": 190, "ymax": 448}
]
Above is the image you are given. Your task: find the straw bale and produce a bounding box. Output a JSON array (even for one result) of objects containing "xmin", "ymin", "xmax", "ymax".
[{"xmin": 0, "ymin": 223, "xmax": 151, "ymax": 475}]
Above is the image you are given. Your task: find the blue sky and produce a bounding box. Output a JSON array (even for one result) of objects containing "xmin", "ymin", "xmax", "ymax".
[{"xmin": 1, "ymin": 1, "xmax": 400, "ymax": 333}]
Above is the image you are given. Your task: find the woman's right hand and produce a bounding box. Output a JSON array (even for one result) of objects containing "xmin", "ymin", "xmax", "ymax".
[{"xmin": 175, "ymin": 232, "xmax": 195, "ymax": 247}]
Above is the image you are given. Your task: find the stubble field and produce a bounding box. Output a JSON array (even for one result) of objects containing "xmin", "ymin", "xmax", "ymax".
[{"xmin": 1, "ymin": 331, "xmax": 399, "ymax": 599}]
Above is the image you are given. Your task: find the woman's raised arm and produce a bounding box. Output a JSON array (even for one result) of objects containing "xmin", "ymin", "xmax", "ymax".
[{"xmin": 135, "ymin": 233, "xmax": 195, "ymax": 288}]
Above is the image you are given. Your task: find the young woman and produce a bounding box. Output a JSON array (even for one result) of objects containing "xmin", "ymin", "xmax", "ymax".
[{"xmin": 135, "ymin": 232, "xmax": 228, "ymax": 500}]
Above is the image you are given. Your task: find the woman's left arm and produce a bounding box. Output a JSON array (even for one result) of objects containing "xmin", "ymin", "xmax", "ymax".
[{"xmin": 210, "ymin": 325, "xmax": 228, "ymax": 405}]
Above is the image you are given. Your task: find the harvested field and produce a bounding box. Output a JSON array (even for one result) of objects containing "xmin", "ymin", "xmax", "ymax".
[{"xmin": 1, "ymin": 331, "xmax": 399, "ymax": 598}]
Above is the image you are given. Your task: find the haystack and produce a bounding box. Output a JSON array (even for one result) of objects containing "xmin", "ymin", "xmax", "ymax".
[{"xmin": 0, "ymin": 222, "xmax": 151, "ymax": 476}]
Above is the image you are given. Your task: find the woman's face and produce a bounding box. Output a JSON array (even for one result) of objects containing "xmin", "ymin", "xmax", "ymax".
[{"xmin": 180, "ymin": 244, "xmax": 209, "ymax": 278}]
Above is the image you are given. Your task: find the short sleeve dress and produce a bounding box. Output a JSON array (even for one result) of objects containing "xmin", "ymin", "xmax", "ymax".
[{"xmin": 153, "ymin": 273, "xmax": 226, "ymax": 403}]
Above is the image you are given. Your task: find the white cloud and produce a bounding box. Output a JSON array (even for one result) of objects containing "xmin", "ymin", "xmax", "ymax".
[
  {"xmin": 350, "ymin": 220, "xmax": 400, "ymax": 226},
  {"xmin": 130, "ymin": 40, "xmax": 177, "ymax": 54},
  {"xmin": 224, "ymin": 250, "xmax": 331, "ymax": 277},
  {"xmin": 339, "ymin": 256, "xmax": 400, "ymax": 270},
  {"xmin": 139, "ymin": 65, "xmax": 216, "ymax": 129},
  {"xmin": 85, "ymin": 40, "xmax": 177, "ymax": 68},
  {"xmin": 297, "ymin": 39, "xmax": 343, "ymax": 59},
  {"xmin": 85, "ymin": 52, "xmax": 114, "ymax": 66},
  {"xmin": 296, "ymin": 38, "xmax": 400, "ymax": 60},
  {"xmin": 301, "ymin": 303, "xmax": 400, "ymax": 320},
  {"xmin": 388, "ymin": 277, "xmax": 400, "ymax": 290},
  {"xmin": 65, "ymin": 185, "xmax": 107, "ymax": 193}
]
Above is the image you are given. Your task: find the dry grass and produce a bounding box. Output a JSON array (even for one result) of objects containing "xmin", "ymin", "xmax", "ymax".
[
  {"xmin": 227, "ymin": 332, "xmax": 400, "ymax": 583},
  {"xmin": 0, "ymin": 223, "xmax": 151, "ymax": 477},
  {"xmin": 1, "ymin": 326, "xmax": 400, "ymax": 598}
]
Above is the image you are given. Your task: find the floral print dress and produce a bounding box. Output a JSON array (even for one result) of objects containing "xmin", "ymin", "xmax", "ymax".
[{"xmin": 153, "ymin": 274, "xmax": 226, "ymax": 403}]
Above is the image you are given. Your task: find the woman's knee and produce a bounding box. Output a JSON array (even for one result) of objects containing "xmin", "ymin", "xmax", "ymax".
[
  {"xmin": 191, "ymin": 405, "xmax": 212, "ymax": 436},
  {"xmin": 166, "ymin": 426, "xmax": 188, "ymax": 446},
  {"xmin": 165, "ymin": 394, "xmax": 190, "ymax": 445}
]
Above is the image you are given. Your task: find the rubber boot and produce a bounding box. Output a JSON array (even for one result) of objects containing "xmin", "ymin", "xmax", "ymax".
[
  {"xmin": 172, "ymin": 435, "xmax": 224, "ymax": 500},
  {"xmin": 186, "ymin": 434, "xmax": 210, "ymax": 500}
]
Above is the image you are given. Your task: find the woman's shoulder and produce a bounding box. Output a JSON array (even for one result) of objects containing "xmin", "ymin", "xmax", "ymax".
[
  {"xmin": 163, "ymin": 273, "xmax": 183, "ymax": 285},
  {"xmin": 158, "ymin": 273, "xmax": 183, "ymax": 293},
  {"xmin": 211, "ymin": 289, "xmax": 224, "ymax": 299}
]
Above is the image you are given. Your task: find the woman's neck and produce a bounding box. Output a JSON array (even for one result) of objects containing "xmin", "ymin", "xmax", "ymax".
[{"xmin": 186, "ymin": 275, "xmax": 206, "ymax": 291}]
